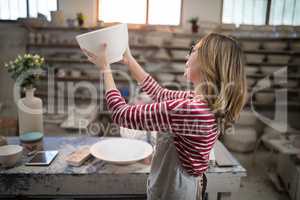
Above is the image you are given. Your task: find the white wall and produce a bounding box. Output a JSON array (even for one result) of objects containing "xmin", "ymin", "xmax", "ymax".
[
  {"xmin": 58, "ymin": 0, "xmax": 223, "ymax": 28},
  {"xmin": 0, "ymin": 22, "xmax": 27, "ymax": 117}
]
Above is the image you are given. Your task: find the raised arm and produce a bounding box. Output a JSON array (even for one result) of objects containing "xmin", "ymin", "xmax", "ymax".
[
  {"xmin": 105, "ymin": 89, "xmax": 172, "ymax": 132},
  {"xmin": 82, "ymin": 44, "xmax": 175, "ymax": 132},
  {"xmin": 138, "ymin": 74, "xmax": 194, "ymax": 102},
  {"xmin": 124, "ymin": 47, "xmax": 194, "ymax": 102}
]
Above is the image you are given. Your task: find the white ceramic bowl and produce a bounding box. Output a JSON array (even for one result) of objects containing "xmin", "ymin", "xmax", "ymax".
[
  {"xmin": 263, "ymin": 42, "xmax": 286, "ymax": 50},
  {"xmin": 90, "ymin": 138, "xmax": 153, "ymax": 165},
  {"xmin": 0, "ymin": 145, "xmax": 23, "ymax": 168},
  {"xmin": 172, "ymin": 63, "xmax": 185, "ymax": 72},
  {"xmin": 236, "ymin": 111, "xmax": 257, "ymax": 126},
  {"xmin": 76, "ymin": 23, "xmax": 128, "ymax": 64},
  {"xmin": 291, "ymin": 42, "xmax": 300, "ymax": 51},
  {"xmin": 241, "ymin": 41, "xmax": 260, "ymax": 50},
  {"xmin": 260, "ymin": 66, "xmax": 280, "ymax": 75},
  {"xmin": 223, "ymin": 126, "xmax": 257, "ymax": 153},
  {"xmin": 267, "ymin": 55, "xmax": 290, "ymax": 64},
  {"xmin": 246, "ymin": 54, "xmax": 265, "ymax": 63},
  {"xmin": 0, "ymin": 136, "xmax": 7, "ymax": 146},
  {"xmin": 156, "ymin": 73, "xmax": 176, "ymax": 82},
  {"xmin": 176, "ymin": 75, "xmax": 187, "ymax": 84},
  {"xmin": 247, "ymin": 78, "xmax": 256, "ymax": 87},
  {"xmin": 255, "ymin": 93, "xmax": 274, "ymax": 104},
  {"xmin": 245, "ymin": 66, "xmax": 257, "ymax": 75}
]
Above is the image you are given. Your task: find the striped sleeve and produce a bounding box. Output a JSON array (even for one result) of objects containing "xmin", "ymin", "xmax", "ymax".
[
  {"xmin": 105, "ymin": 89, "xmax": 172, "ymax": 132},
  {"xmin": 138, "ymin": 74, "xmax": 194, "ymax": 102}
]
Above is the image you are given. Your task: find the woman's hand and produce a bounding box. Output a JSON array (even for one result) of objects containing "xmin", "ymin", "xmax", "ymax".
[
  {"xmin": 121, "ymin": 46, "xmax": 134, "ymax": 66},
  {"xmin": 82, "ymin": 43, "xmax": 109, "ymax": 71},
  {"xmin": 120, "ymin": 45, "xmax": 148, "ymax": 83}
]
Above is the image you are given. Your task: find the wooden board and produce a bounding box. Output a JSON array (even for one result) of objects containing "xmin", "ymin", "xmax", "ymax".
[{"xmin": 65, "ymin": 146, "xmax": 91, "ymax": 166}]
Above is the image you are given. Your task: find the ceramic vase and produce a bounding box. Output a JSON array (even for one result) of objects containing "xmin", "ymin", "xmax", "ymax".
[{"xmin": 18, "ymin": 88, "xmax": 43, "ymax": 135}]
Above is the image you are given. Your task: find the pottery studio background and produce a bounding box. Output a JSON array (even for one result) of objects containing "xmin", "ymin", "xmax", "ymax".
[{"xmin": 0, "ymin": 0, "xmax": 300, "ymax": 200}]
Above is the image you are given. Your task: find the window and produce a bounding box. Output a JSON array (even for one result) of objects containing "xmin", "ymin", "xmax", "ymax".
[
  {"xmin": 0, "ymin": 0, "xmax": 57, "ymax": 21},
  {"xmin": 222, "ymin": 0, "xmax": 268, "ymax": 26},
  {"xmin": 99, "ymin": 0, "xmax": 147, "ymax": 24},
  {"xmin": 28, "ymin": 0, "xmax": 57, "ymax": 20},
  {"xmin": 0, "ymin": 0, "xmax": 27, "ymax": 20},
  {"xmin": 269, "ymin": 0, "xmax": 300, "ymax": 25},
  {"xmin": 148, "ymin": 0, "xmax": 181, "ymax": 25},
  {"xmin": 223, "ymin": 0, "xmax": 300, "ymax": 26},
  {"xmin": 98, "ymin": 0, "xmax": 182, "ymax": 25}
]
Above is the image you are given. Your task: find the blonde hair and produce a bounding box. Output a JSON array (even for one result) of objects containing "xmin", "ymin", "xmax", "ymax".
[{"xmin": 195, "ymin": 33, "xmax": 247, "ymax": 129}]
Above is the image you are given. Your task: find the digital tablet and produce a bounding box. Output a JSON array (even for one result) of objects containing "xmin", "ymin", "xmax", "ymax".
[{"xmin": 26, "ymin": 151, "xmax": 58, "ymax": 166}]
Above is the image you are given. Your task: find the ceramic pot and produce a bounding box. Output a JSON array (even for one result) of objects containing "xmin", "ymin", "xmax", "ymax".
[
  {"xmin": 223, "ymin": 126, "xmax": 257, "ymax": 153},
  {"xmin": 0, "ymin": 136, "xmax": 7, "ymax": 146},
  {"xmin": 51, "ymin": 10, "xmax": 65, "ymax": 26}
]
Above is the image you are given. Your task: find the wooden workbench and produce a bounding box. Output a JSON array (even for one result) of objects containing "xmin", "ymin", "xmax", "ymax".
[{"xmin": 0, "ymin": 137, "xmax": 246, "ymax": 199}]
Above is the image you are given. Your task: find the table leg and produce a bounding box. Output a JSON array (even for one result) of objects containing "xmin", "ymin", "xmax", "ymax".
[
  {"xmin": 208, "ymin": 192, "xmax": 218, "ymax": 200},
  {"xmin": 219, "ymin": 192, "xmax": 232, "ymax": 200}
]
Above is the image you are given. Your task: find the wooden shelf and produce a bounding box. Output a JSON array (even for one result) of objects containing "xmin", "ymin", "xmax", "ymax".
[
  {"xmin": 36, "ymin": 91, "xmax": 104, "ymax": 101},
  {"xmin": 246, "ymin": 62, "xmax": 300, "ymax": 67},
  {"xmin": 245, "ymin": 50, "xmax": 300, "ymax": 55},
  {"xmin": 27, "ymin": 43, "xmax": 300, "ymax": 58},
  {"xmin": 26, "ymin": 26, "xmax": 103, "ymax": 32},
  {"xmin": 40, "ymin": 75, "xmax": 131, "ymax": 83},
  {"xmin": 25, "ymin": 27, "xmax": 300, "ymax": 112},
  {"xmin": 131, "ymin": 45, "xmax": 159, "ymax": 50},
  {"xmin": 246, "ymin": 101, "xmax": 300, "ymax": 110},
  {"xmin": 27, "ymin": 43, "xmax": 160, "ymax": 50},
  {"xmin": 45, "ymin": 58, "xmax": 146, "ymax": 65},
  {"xmin": 172, "ymin": 32, "xmax": 300, "ymax": 41},
  {"xmin": 236, "ymin": 36, "xmax": 300, "ymax": 42},
  {"xmin": 248, "ymin": 87, "xmax": 300, "ymax": 93},
  {"xmin": 46, "ymin": 58, "xmax": 89, "ymax": 64},
  {"xmin": 27, "ymin": 43, "xmax": 79, "ymax": 49},
  {"xmin": 247, "ymin": 73, "xmax": 300, "ymax": 79}
]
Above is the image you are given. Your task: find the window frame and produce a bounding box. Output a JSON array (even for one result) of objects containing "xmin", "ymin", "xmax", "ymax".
[
  {"xmin": 0, "ymin": 0, "xmax": 59, "ymax": 22},
  {"xmin": 221, "ymin": 0, "xmax": 299, "ymax": 26},
  {"xmin": 268, "ymin": 0, "xmax": 299, "ymax": 25},
  {"xmin": 221, "ymin": 0, "xmax": 270, "ymax": 25},
  {"xmin": 97, "ymin": 0, "xmax": 184, "ymax": 27}
]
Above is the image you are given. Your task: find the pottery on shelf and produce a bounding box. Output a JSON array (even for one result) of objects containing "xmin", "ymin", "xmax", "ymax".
[
  {"xmin": 51, "ymin": 10, "xmax": 65, "ymax": 27},
  {"xmin": 223, "ymin": 126, "xmax": 257, "ymax": 153},
  {"xmin": 0, "ymin": 136, "xmax": 7, "ymax": 146},
  {"xmin": 18, "ymin": 88, "xmax": 44, "ymax": 135}
]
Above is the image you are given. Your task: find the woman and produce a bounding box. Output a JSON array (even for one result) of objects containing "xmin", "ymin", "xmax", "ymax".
[{"xmin": 83, "ymin": 32, "xmax": 247, "ymax": 200}]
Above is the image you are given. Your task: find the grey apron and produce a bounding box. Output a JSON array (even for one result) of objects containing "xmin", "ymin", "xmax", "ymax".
[{"xmin": 147, "ymin": 132, "xmax": 205, "ymax": 200}]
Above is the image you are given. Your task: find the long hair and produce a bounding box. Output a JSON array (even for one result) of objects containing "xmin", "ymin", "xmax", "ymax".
[{"xmin": 194, "ymin": 33, "xmax": 247, "ymax": 130}]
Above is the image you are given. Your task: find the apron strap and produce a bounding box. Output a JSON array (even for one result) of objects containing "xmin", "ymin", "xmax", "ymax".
[{"xmin": 202, "ymin": 173, "xmax": 208, "ymax": 200}]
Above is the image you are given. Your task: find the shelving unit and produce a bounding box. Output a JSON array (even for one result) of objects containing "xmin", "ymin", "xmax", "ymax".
[{"xmin": 24, "ymin": 25, "xmax": 300, "ymax": 133}]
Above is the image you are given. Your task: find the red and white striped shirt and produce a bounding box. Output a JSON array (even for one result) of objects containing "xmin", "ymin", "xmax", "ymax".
[{"xmin": 105, "ymin": 74, "xmax": 219, "ymax": 176}]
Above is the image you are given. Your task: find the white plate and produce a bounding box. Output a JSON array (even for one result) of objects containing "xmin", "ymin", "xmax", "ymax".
[
  {"xmin": 90, "ymin": 138, "xmax": 153, "ymax": 165},
  {"xmin": 76, "ymin": 23, "xmax": 128, "ymax": 64}
]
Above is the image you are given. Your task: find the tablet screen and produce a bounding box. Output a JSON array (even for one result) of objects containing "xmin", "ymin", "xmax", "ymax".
[{"xmin": 26, "ymin": 151, "xmax": 58, "ymax": 166}]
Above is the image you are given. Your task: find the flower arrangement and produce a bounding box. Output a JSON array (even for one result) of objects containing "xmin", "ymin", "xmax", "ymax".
[{"xmin": 4, "ymin": 54, "xmax": 45, "ymax": 88}]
